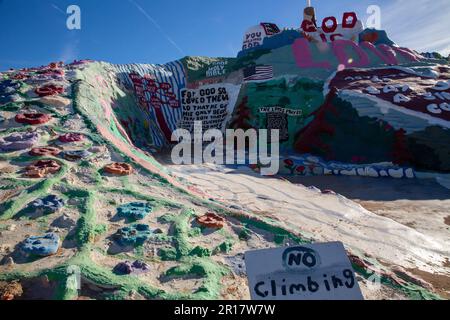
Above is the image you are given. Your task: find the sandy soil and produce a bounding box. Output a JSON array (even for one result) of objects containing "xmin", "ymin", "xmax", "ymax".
[{"xmin": 156, "ymin": 153, "xmax": 450, "ymax": 298}]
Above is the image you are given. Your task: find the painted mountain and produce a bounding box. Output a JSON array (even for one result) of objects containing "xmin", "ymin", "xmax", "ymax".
[{"xmin": 0, "ymin": 11, "xmax": 449, "ymax": 300}]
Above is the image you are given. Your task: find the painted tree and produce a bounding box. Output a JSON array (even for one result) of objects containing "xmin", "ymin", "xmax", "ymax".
[
  {"xmin": 229, "ymin": 96, "xmax": 253, "ymax": 130},
  {"xmin": 392, "ymin": 128, "xmax": 413, "ymax": 166},
  {"xmin": 294, "ymin": 87, "xmax": 338, "ymax": 159}
]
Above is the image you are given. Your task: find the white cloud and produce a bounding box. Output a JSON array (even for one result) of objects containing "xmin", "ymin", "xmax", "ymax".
[{"xmin": 380, "ymin": 0, "xmax": 450, "ymax": 55}]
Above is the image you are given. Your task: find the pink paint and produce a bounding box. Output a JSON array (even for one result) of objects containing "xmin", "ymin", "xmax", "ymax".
[
  {"xmin": 361, "ymin": 42, "xmax": 398, "ymax": 65},
  {"xmin": 100, "ymin": 99, "xmax": 112, "ymax": 121},
  {"xmin": 392, "ymin": 47, "xmax": 420, "ymax": 62},
  {"xmin": 292, "ymin": 38, "xmax": 332, "ymax": 69},
  {"xmin": 332, "ymin": 39, "xmax": 370, "ymax": 68},
  {"xmin": 95, "ymin": 75, "xmax": 109, "ymax": 89},
  {"xmin": 292, "ymin": 38, "xmax": 422, "ymax": 70}
]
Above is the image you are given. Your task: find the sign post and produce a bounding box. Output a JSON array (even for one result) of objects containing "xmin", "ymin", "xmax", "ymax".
[{"xmin": 245, "ymin": 242, "xmax": 364, "ymax": 300}]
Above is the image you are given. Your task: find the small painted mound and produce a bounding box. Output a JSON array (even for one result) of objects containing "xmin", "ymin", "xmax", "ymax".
[
  {"xmin": 22, "ymin": 233, "xmax": 60, "ymax": 257},
  {"xmin": 117, "ymin": 202, "xmax": 153, "ymax": 221}
]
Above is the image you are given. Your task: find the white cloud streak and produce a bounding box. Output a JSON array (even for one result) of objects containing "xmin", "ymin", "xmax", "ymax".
[
  {"xmin": 50, "ymin": 3, "xmax": 65, "ymax": 15},
  {"xmin": 128, "ymin": 0, "xmax": 185, "ymax": 56}
]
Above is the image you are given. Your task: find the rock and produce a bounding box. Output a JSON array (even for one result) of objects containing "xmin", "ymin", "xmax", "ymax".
[
  {"xmin": 61, "ymin": 149, "xmax": 92, "ymax": 161},
  {"xmin": 114, "ymin": 224, "xmax": 154, "ymax": 246},
  {"xmin": 2, "ymin": 257, "xmax": 14, "ymax": 266},
  {"xmin": 117, "ymin": 202, "xmax": 153, "ymax": 221},
  {"xmin": 0, "ymin": 132, "xmax": 40, "ymax": 152},
  {"xmin": 196, "ymin": 213, "xmax": 226, "ymax": 229},
  {"xmin": 15, "ymin": 113, "xmax": 52, "ymax": 125},
  {"xmin": 48, "ymin": 227, "xmax": 62, "ymax": 234},
  {"xmin": 58, "ymin": 133, "xmax": 85, "ymax": 143},
  {"xmin": 53, "ymin": 214, "xmax": 76, "ymax": 228},
  {"xmin": 307, "ymin": 186, "xmax": 321, "ymax": 193},
  {"xmin": 21, "ymin": 233, "xmax": 60, "ymax": 256},
  {"xmin": 113, "ymin": 260, "xmax": 150, "ymax": 275},
  {"xmin": 0, "ymin": 245, "xmax": 11, "ymax": 254},
  {"xmin": 104, "ymin": 162, "xmax": 134, "ymax": 176},
  {"xmin": 88, "ymin": 145, "xmax": 107, "ymax": 154},
  {"xmin": 68, "ymin": 198, "xmax": 80, "ymax": 206},
  {"xmin": 0, "ymin": 281, "xmax": 23, "ymax": 300},
  {"xmin": 24, "ymin": 160, "xmax": 62, "ymax": 178},
  {"xmin": 40, "ymin": 95, "xmax": 71, "ymax": 109},
  {"xmin": 6, "ymin": 224, "xmax": 16, "ymax": 232},
  {"xmin": 28, "ymin": 195, "xmax": 65, "ymax": 215},
  {"xmin": 225, "ymin": 254, "xmax": 246, "ymax": 276}
]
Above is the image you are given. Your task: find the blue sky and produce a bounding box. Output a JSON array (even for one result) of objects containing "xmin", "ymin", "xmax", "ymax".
[{"xmin": 0, "ymin": 0, "xmax": 449, "ymax": 70}]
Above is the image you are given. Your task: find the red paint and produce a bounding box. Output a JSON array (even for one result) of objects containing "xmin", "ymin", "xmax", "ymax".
[
  {"xmin": 361, "ymin": 32, "xmax": 379, "ymax": 44},
  {"xmin": 294, "ymin": 88, "xmax": 339, "ymax": 159},
  {"xmin": 342, "ymin": 12, "xmax": 357, "ymax": 28},
  {"xmin": 150, "ymin": 102, "xmax": 174, "ymax": 143},
  {"xmin": 58, "ymin": 133, "xmax": 85, "ymax": 143},
  {"xmin": 35, "ymin": 85, "xmax": 64, "ymax": 97},
  {"xmin": 301, "ymin": 20, "xmax": 317, "ymax": 32},
  {"xmin": 130, "ymin": 73, "xmax": 180, "ymax": 143},
  {"xmin": 301, "ymin": 12, "xmax": 358, "ymax": 33},
  {"xmin": 322, "ymin": 16, "xmax": 338, "ymax": 33},
  {"xmin": 15, "ymin": 113, "xmax": 52, "ymax": 125}
]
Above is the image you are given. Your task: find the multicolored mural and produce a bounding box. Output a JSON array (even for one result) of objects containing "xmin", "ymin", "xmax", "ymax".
[{"xmin": 106, "ymin": 10, "xmax": 450, "ymax": 176}]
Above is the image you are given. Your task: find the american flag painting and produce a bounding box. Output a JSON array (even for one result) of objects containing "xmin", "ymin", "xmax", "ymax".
[{"xmin": 243, "ymin": 65, "xmax": 274, "ymax": 81}]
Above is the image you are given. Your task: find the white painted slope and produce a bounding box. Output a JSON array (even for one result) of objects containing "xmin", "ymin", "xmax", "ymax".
[{"xmin": 167, "ymin": 162, "xmax": 449, "ymax": 275}]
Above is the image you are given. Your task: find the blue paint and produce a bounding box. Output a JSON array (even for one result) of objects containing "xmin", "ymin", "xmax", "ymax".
[
  {"xmin": 117, "ymin": 202, "xmax": 153, "ymax": 221},
  {"xmin": 279, "ymin": 154, "xmax": 416, "ymax": 179},
  {"xmin": 28, "ymin": 195, "xmax": 65, "ymax": 215},
  {"xmin": 115, "ymin": 224, "xmax": 153, "ymax": 246},
  {"xmin": 0, "ymin": 79, "xmax": 20, "ymax": 104},
  {"xmin": 238, "ymin": 29, "xmax": 303, "ymax": 58},
  {"xmin": 22, "ymin": 233, "xmax": 60, "ymax": 256}
]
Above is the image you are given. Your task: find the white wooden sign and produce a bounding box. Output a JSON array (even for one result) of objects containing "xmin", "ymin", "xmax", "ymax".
[{"xmin": 245, "ymin": 242, "xmax": 364, "ymax": 300}]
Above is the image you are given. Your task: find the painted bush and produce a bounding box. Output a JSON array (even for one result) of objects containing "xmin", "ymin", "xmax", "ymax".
[
  {"xmin": 117, "ymin": 202, "xmax": 153, "ymax": 221},
  {"xmin": 230, "ymin": 78, "xmax": 324, "ymax": 151},
  {"xmin": 114, "ymin": 224, "xmax": 154, "ymax": 247}
]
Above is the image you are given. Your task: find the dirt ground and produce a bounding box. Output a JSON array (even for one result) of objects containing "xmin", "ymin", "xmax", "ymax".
[{"xmin": 288, "ymin": 175, "xmax": 450, "ymax": 246}]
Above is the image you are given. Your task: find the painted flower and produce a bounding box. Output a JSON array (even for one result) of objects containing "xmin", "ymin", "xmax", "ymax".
[
  {"xmin": 296, "ymin": 166, "xmax": 306, "ymax": 173},
  {"xmin": 284, "ymin": 159, "xmax": 294, "ymax": 167}
]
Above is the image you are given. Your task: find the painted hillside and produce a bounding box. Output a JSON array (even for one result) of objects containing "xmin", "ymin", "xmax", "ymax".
[{"xmin": 0, "ymin": 10, "xmax": 449, "ymax": 300}]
